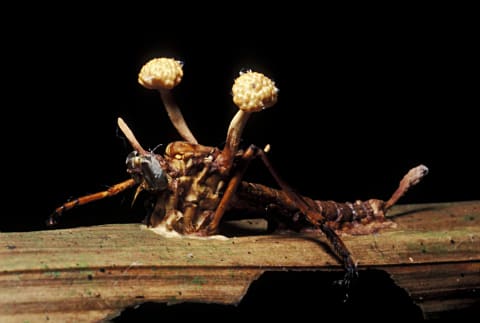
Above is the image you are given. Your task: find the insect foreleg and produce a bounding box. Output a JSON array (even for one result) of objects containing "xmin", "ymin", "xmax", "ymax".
[{"xmin": 47, "ymin": 178, "xmax": 136, "ymax": 226}]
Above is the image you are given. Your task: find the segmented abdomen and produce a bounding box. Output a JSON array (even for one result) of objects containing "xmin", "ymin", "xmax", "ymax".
[
  {"xmin": 236, "ymin": 182, "xmax": 386, "ymax": 225},
  {"xmin": 314, "ymin": 199, "xmax": 385, "ymax": 223}
]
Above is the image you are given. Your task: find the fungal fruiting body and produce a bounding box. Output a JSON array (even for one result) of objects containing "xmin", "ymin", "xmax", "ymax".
[{"xmin": 49, "ymin": 58, "xmax": 428, "ymax": 277}]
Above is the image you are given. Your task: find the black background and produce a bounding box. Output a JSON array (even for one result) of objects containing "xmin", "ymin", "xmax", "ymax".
[{"xmin": 2, "ymin": 4, "xmax": 478, "ymax": 320}]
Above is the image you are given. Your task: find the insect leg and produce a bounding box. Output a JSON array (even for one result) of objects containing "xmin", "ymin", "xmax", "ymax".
[
  {"xmin": 47, "ymin": 178, "xmax": 136, "ymax": 226},
  {"xmin": 251, "ymin": 146, "xmax": 358, "ymax": 275},
  {"xmin": 320, "ymin": 223, "xmax": 358, "ymax": 284},
  {"xmin": 208, "ymin": 145, "xmax": 259, "ymax": 233}
]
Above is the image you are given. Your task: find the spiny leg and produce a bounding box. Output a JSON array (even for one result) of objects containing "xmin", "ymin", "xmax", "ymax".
[
  {"xmin": 210, "ymin": 145, "xmax": 357, "ymax": 278},
  {"xmin": 208, "ymin": 145, "xmax": 261, "ymax": 233},
  {"xmin": 47, "ymin": 118, "xmax": 143, "ymax": 227},
  {"xmin": 252, "ymin": 146, "xmax": 358, "ymax": 276},
  {"xmin": 47, "ymin": 178, "xmax": 136, "ymax": 226}
]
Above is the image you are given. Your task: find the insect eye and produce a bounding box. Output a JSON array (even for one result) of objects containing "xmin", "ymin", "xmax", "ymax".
[
  {"xmin": 126, "ymin": 150, "xmax": 139, "ymax": 159},
  {"xmin": 126, "ymin": 151, "xmax": 142, "ymax": 170}
]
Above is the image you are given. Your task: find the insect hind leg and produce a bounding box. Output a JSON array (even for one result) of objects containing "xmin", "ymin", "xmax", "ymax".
[{"xmin": 247, "ymin": 146, "xmax": 359, "ymax": 276}]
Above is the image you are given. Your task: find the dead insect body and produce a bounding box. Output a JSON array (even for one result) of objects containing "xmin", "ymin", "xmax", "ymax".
[{"xmin": 49, "ymin": 58, "xmax": 428, "ymax": 278}]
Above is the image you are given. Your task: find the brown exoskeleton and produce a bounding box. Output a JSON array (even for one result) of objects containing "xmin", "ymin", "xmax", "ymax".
[{"xmin": 49, "ymin": 58, "xmax": 428, "ymax": 280}]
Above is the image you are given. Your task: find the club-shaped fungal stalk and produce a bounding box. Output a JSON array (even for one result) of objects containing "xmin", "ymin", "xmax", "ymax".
[
  {"xmin": 138, "ymin": 57, "xmax": 198, "ymax": 144},
  {"xmin": 384, "ymin": 164, "xmax": 429, "ymax": 210},
  {"xmin": 117, "ymin": 117, "xmax": 146, "ymax": 155},
  {"xmin": 221, "ymin": 70, "xmax": 278, "ymax": 170}
]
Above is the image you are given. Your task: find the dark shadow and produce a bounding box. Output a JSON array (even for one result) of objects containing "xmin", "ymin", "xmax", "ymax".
[
  {"xmin": 219, "ymin": 219, "xmax": 269, "ymax": 237},
  {"xmin": 387, "ymin": 205, "xmax": 438, "ymax": 219},
  {"xmin": 112, "ymin": 270, "xmax": 425, "ymax": 322}
]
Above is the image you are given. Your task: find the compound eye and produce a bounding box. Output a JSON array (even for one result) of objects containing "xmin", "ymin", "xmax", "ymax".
[
  {"xmin": 126, "ymin": 150, "xmax": 139, "ymax": 164},
  {"xmin": 127, "ymin": 150, "xmax": 139, "ymax": 158},
  {"xmin": 126, "ymin": 151, "xmax": 144, "ymax": 172}
]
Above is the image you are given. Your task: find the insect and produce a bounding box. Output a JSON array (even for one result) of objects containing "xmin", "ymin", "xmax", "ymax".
[{"xmin": 48, "ymin": 57, "xmax": 428, "ymax": 281}]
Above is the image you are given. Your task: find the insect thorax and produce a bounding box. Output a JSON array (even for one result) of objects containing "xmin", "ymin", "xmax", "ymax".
[{"xmin": 136, "ymin": 142, "xmax": 227, "ymax": 234}]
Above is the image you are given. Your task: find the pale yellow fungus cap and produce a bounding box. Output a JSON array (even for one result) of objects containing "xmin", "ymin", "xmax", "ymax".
[
  {"xmin": 138, "ymin": 58, "xmax": 183, "ymax": 90},
  {"xmin": 232, "ymin": 71, "xmax": 278, "ymax": 112}
]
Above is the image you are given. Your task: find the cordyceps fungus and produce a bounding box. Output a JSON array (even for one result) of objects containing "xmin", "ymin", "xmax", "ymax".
[
  {"xmin": 138, "ymin": 57, "xmax": 198, "ymax": 144},
  {"xmin": 48, "ymin": 55, "xmax": 429, "ymax": 285},
  {"xmin": 220, "ymin": 70, "xmax": 279, "ymax": 171}
]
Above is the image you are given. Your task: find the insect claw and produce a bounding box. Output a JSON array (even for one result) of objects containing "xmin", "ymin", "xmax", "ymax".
[
  {"xmin": 46, "ymin": 213, "xmax": 58, "ymax": 227},
  {"xmin": 131, "ymin": 186, "xmax": 144, "ymax": 207},
  {"xmin": 332, "ymin": 265, "xmax": 358, "ymax": 303}
]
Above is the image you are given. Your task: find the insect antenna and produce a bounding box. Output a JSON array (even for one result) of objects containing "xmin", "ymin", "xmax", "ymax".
[{"xmin": 150, "ymin": 143, "xmax": 164, "ymax": 153}]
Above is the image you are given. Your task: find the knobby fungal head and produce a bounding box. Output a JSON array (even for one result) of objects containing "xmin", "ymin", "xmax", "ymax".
[
  {"xmin": 220, "ymin": 70, "xmax": 278, "ymax": 170},
  {"xmin": 232, "ymin": 70, "xmax": 278, "ymax": 112},
  {"xmin": 121, "ymin": 64, "xmax": 280, "ymax": 196},
  {"xmin": 138, "ymin": 57, "xmax": 198, "ymax": 144},
  {"xmin": 138, "ymin": 57, "xmax": 183, "ymax": 90}
]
